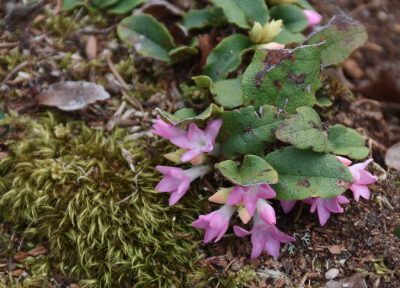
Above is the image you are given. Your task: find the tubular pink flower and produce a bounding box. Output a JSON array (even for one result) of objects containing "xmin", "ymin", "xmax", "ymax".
[
  {"xmin": 309, "ymin": 195, "xmax": 349, "ymax": 226},
  {"xmin": 303, "ymin": 10, "xmax": 322, "ymax": 27},
  {"xmin": 256, "ymin": 199, "xmax": 276, "ymax": 225},
  {"xmin": 226, "ymin": 184, "xmax": 276, "ymax": 217},
  {"xmin": 281, "ymin": 198, "xmax": 314, "ymax": 214},
  {"xmin": 151, "ymin": 115, "xmax": 185, "ymax": 139},
  {"xmin": 233, "ymin": 212, "xmax": 295, "ymax": 259},
  {"xmin": 170, "ymin": 119, "xmax": 223, "ymax": 163},
  {"xmin": 155, "ymin": 165, "xmax": 210, "ymax": 206},
  {"xmin": 337, "ymin": 157, "xmax": 378, "ymax": 201},
  {"xmin": 192, "ymin": 204, "xmax": 237, "ymax": 243}
]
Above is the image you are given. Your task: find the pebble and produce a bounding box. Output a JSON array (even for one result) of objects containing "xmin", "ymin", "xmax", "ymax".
[{"xmin": 325, "ymin": 268, "xmax": 340, "ymax": 280}]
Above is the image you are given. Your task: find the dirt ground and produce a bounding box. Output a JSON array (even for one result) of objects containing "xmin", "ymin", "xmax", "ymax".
[{"xmin": 1, "ymin": 0, "xmax": 400, "ymax": 287}]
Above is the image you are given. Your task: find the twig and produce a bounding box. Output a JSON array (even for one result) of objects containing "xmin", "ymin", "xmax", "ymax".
[
  {"xmin": 18, "ymin": 214, "xmax": 58, "ymax": 251},
  {"xmin": 122, "ymin": 91, "xmax": 147, "ymax": 121},
  {"xmin": 202, "ymin": 177, "xmax": 216, "ymax": 194},
  {"xmin": 105, "ymin": 51, "xmax": 131, "ymax": 92},
  {"xmin": 63, "ymin": 7, "xmax": 85, "ymax": 39},
  {"xmin": 1, "ymin": 61, "xmax": 29, "ymax": 87},
  {"xmin": 53, "ymin": 0, "xmax": 62, "ymax": 15},
  {"xmin": 106, "ymin": 101, "xmax": 126, "ymax": 132},
  {"xmin": 293, "ymin": 201, "xmax": 303, "ymax": 224},
  {"xmin": 0, "ymin": 42, "xmax": 19, "ymax": 49},
  {"xmin": 167, "ymin": 96, "xmax": 177, "ymax": 113},
  {"xmin": 336, "ymin": 66, "xmax": 355, "ymax": 90}
]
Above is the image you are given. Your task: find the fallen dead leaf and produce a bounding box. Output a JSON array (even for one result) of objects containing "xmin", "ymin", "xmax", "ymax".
[
  {"xmin": 259, "ymin": 280, "xmax": 267, "ymax": 288},
  {"xmin": 37, "ymin": 81, "xmax": 110, "ymax": 111},
  {"xmin": 13, "ymin": 251, "xmax": 29, "ymax": 263},
  {"xmin": 199, "ymin": 28, "xmax": 219, "ymax": 69},
  {"xmin": 11, "ymin": 269, "xmax": 23, "ymax": 277},
  {"xmin": 275, "ymin": 278, "xmax": 286, "ymax": 288},
  {"xmin": 328, "ymin": 245, "xmax": 343, "ymax": 255},
  {"xmin": 385, "ymin": 142, "xmax": 400, "ymax": 170},
  {"xmin": 28, "ymin": 246, "xmax": 47, "ymax": 256}
]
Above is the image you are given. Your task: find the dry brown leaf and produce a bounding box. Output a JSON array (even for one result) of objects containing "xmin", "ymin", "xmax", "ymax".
[
  {"xmin": 13, "ymin": 251, "xmax": 29, "ymax": 263},
  {"xmin": 133, "ymin": 0, "xmax": 182, "ymax": 20},
  {"xmin": 0, "ymin": 152, "xmax": 9, "ymax": 160},
  {"xmin": 199, "ymin": 28, "xmax": 219, "ymax": 69},
  {"xmin": 11, "ymin": 269, "xmax": 23, "ymax": 277},
  {"xmin": 327, "ymin": 245, "xmax": 343, "ymax": 254},
  {"xmin": 385, "ymin": 142, "xmax": 400, "ymax": 170},
  {"xmin": 28, "ymin": 246, "xmax": 47, "ymax": 256},
  {"xmin": 37, "ymin": 81, "xmax": 110, "ymax": 111}
]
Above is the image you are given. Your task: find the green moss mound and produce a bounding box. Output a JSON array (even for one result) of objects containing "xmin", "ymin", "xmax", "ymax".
[{"xmin": 0, "ymin": 113, "xmax": 206, "ymax": 288}]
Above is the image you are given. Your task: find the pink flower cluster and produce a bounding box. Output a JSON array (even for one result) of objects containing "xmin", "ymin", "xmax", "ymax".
[{"xmin": 153, "ymin": 116, "xmax": 378, "ymax": 259}]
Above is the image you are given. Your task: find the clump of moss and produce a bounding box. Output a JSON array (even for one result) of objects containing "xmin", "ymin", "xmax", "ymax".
[
  {"xmin": 115, "ymin": 55, "xmax": 137, "ymax": 81},
  {"xmin": 0, "ymin": 113, "xmax": 207, "ymax": 288}
]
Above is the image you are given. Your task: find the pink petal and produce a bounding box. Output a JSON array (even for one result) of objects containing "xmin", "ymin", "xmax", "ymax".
[
  {"xmin": 256, "ymin": 184, "xmax": 276, "ymax": 199},
  {"xmin": 357, "ymin": 170, "xmax": 378, "ymax": 185},
  {"xmin": 233, "ymin": 226, "xmax": 252, "ymax": 237},
  {"xmin": 169, "ymin": 170, "xmax": 191, "ymax": 195},
  {"xmin": 170, "ymin": 133, "xmax": 196, "ymax": 150},
  {"xmin": 270, "ymin": 227, "xmax": 296, "ymax": 243},
  {"xmin": 192, "ymin": 219, "xmax": 209, "ymax": 229},
  {"xmin": 156, "ymin": 166, "xmax": 182, "ymax": 175},
  {"xmin": 180, "ymin": 149, "xmax": 203, "ymax": 162},
  {"xmin": 324, "ymin": 198, "xmax": 343, "ymax": 213},
  {"xmin": 152, "ymin": 116, "xmax": 185, "ymax": 139},
  {"xmin": 336, "ymin": 195, "xmax": 350, "ymax": 204},
  {"xmin": 204, "ymin": 226, "xmax": 220, "ymax": 243},
  {"xmin": 214, "ymin": 223, "xmax": 229, "ymax": 242},
  {"xmin": 226, "ymin": 186, "xmax": 245, "ymax": 206},
  {"xmin": 243, "ymin": 192, "xmax": 259, "ymax": 216},
  {"xmin": 281, "ymin": 200, "xmax": 296, "ymax": 214},
  {"xmin": 302, "ymin": 197, "xmax": 314, "ymax": 206},
  {"xmin": 350, "ymin": 183, "xmax": 370, "ymax": 201},
  {"xmin": 209, "ymin": 212, "xmax": 226, "ymax": 230},
  {"xmin": 251, "ymin": 230, "xmax": 266, "ymax": 259},
  {"xmin": 350, "ymin": 168, "xmax": 361, "ymax": 182},
  {"xmin": 350, "ymin": 159, "xmax": 374, "ymax": 172},
  {"xmin": 188, "ymin": 123, "xmax": 206, "ymax": 142},
  {"xmin": 310, "ymin": 197, "xmax": 319, "ymax": 213},
  {"xmin": 155, "ymin": 175, "xmax": 182, "ymax": 192},
  {"xmin": 169, "ymin": 190, "xmax": 186, "ymax": 206},
  {"xmin": 205, "ymin": 119, "xmax": 223, "ymax": 143},
  {"xmin": 303, "ymin": 10, "xmax": 322, "ymax": 27},
  {"xmin": 317, "ymin": 202, "xmax": 331, "ymax": 226},
  {"xmin": 257, "ymin": 200, "xmax": 276, "ymax": 225},
  {"xmin": 336, "ymin": 156, "xmax": 352, "ymax": 166},
  {"xmin": 264, "ymin": 231, "xmax": 281, "ymax": 257}
]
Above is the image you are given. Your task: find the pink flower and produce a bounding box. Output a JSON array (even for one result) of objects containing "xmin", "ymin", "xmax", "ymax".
[
  {"xmin": 303, "ymin": 10, "xmax": 322, "ymax": 27},
  {"xmin": 155, "ymin": 165, "xmax": 210, "ymax": 206},
  {"xmin": 233, "ymin": 212, "xmax": 295, "ymax": 259},
  {"xmin": 226, "ymin": 184, "xmax": 276, "ymax": 217},
  {"xmin": 337, "ymin": 157, "xmax": 378, "ymax": 201},
  {"xmin": 170, "ymin": 119, "xmax": 222, "ymax": 163},
  {"xmin": 280, "ymin": 197, "xmax": 314, "ymax": 214},
  {"xmin": 192, "ymin": 204, "xmax": 237, "ymax": 243},
  {"xmin": 151, "ymin": 115, "xmax": 185, "ymax": 139},
  {"xmin": 308, "ymin": 195, "xmax": 349, "ymax": 226},
  {"xmin": 256, "ymin": 199, "xmax": 276, "ymax": 225}
]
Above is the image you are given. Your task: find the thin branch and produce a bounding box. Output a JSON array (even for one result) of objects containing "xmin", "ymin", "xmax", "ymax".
[{"xmin": 1, "ymin": 61, "xmax": 28, "ymax": 87}]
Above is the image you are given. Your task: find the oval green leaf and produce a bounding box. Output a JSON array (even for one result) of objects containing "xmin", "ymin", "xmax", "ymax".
[
  {"xmin": 302, "ymin": 15, "xmax": 368, "ymax": 66},
  {"xmin": 328, "ymin": 124, "xmax": 369, "ymax": 160},
  {"xmin": 216, "ymin": 155, "xmax": 278, "ymax": 186},
  {"xmin": 61, "ymin": 0, "xmax": 85, "ymax": 11},
  {"xmin": 242, "ymin": 43, "xmax": 324, "ymax": 114},
  {"xmin": 108, "ymin": 0, "xmax": 148, "ymax": 14},
  {"xmin": 273, "ymin": 25, "xmax": 306, "ymax": 45},
  {"xmin": 182, "ymin": 7, "xmax": 225, "ymax": 30},
  {"xmin": 90, "ymin": 0, "xmax": 119, "ymax": 9},
  {"xmin": 276, "ymin": 106, "xmax": 334, "ymax": 153},
  {"xmin": 212, "ymin": 0, "xmax": 269, "ymax": 29},
  {"xmin": 203, "ymin": 34, "xmax": 252, "ymax": 82},
  {"xmin": 211, "ymin": 76, "xmax": 244, "ymax": 109},
  {"xmin": 269, "ymin": 4, "xmax": 308, "ymax": 33},
  {"xmin": 117, "ymin": 14, "xmax": 177, "ymax": 62},
  {"xmin": 216, "ymin": 105, "xmax": 287, "ymax": 159},
  {"xmin": 264, "ymin": 146, "xmax": 353, "ymax": 200}
]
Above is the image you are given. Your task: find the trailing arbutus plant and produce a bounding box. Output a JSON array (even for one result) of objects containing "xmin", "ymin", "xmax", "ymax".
[{"xmin": 151, "ymin": 10, "xmax": 377, "ymax": 260}]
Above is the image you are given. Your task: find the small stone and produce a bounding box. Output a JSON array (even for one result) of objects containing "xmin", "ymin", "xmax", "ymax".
[{"xmin": 325, "ymin": 268, "xmax": 340, "ymax": 280}]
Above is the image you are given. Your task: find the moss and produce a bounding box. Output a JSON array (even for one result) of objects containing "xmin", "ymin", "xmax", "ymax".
[
  {"xmin": 0, "ymin": 50, "xmax": 28, "ymax": 73},
  {"xmin": 0, "ymin": 113, "xmax": 208, "ymax": 288},
  {"xmin": 115, "ymin": 55, "xmax": 137, "ymax": 81}
]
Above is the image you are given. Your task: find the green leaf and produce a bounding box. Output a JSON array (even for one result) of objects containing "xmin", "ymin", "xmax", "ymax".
[
  {"xmin": 211, "ymin": 77, "xmax": 244, "ymax": 109},
  {"xmin": 216, "ymin": 155, "xmax": 278, "ymax": 186},
  {"xmin": 108, "ymin": 0, "xmax": 148, "ymax": 14},
  {"xmin": 61, "ymin": 0, "xmax": 85, "ymax": 11},
  {"xmin": 216, "ymin": 105, "xmax": 287, "ymax": 159},
  {"xmin": 394, "ymin": 229, "xmax": 400, "ymax": 239},
  {"xmin": 276, "ymin": 106, "xmax": 334, "ymax": 153},
  {"xmin": 302, "ymin": 15, "xmax": 368, "ymax": 66},
  {"xmin": 156, "ymin": 104, "xmax": 221, "ymax": 127},
  {"xmin": 269, "ymin": 5, "xmax": 308, "ymax": 33},
  {"xmin": 168, "ymin": 46, "xmax": 198, "ymax": 63},
  {"xmin": 295, "ymin": 0, "xmax": 315, "ymax": 11},
  {"xmin": 182, "ymin": 7, "xmax": 224, "ymax": 30},
  {"xmin": 315, "ymin": 97, "xmax": 332, "ymax": 107},
  {"xmin": 265, "ymin": 146, "xmax": 353, "ymax": 200},
  {"xmin": 212, "ymin": 0, "xmax": 269, "ymax": 29},
  {"xmin": 117, "ymin": 15, "xmax": 177, "ymax": 62},
  {"xmin": 90, "ymin": 0, "xmax": 119, "ymax": 9},
  {"xmin": 192, "ymin": 75, "xmax": 212, "ymax": 89},
  {"xmin": 328, "ymin": 124, "xmax": 369, "ymax": 160},
  {"xmin": 242, "ymin": 43, "xmax": 324, "ymax": 114},
  {"xmin": 203, "ymin": 34, "xmax": 252, "ymax": 82},
  {"xmin": 273, "ymin": 25, "xmax": 306, "ymax": 45}
]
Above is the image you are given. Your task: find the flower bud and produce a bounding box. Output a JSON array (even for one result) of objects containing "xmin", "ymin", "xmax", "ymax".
[
  {"xmin": 164, "ymin": 149, "xmax": 187, "ymax": 164},
  {"xmin": 303, "ymin": 10, "xmax": 322, "ymax": 27},
  {"xmin": 249, "ymin": 22, "xmax": 263, "ymax": 44},
  {"xmin": 209, "ymin": 187, "xmax": 234, "ymax": 204},
  {"xmin": 256, "ymin": 42, "xmax": 285, "ymax": 49},
  {"xmin": 237, "ymin": 204, "xmax": 251, "ymax": 224},
  {"xmin": 261, "ymin": 19, "xmax": 283, "ymax": 43}
]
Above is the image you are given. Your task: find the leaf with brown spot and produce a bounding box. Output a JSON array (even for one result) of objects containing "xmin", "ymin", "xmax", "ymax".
[
  {"xmin": 37, "ymin": 81, "xmax": 110, "ymax": 111},
  {"xmin": 265, "ymin": 147, "xmax": 353, "ymax": 201},
  {"xmin": 302, "ymin": 15, "xmax": 368, "ymax": 66}
]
